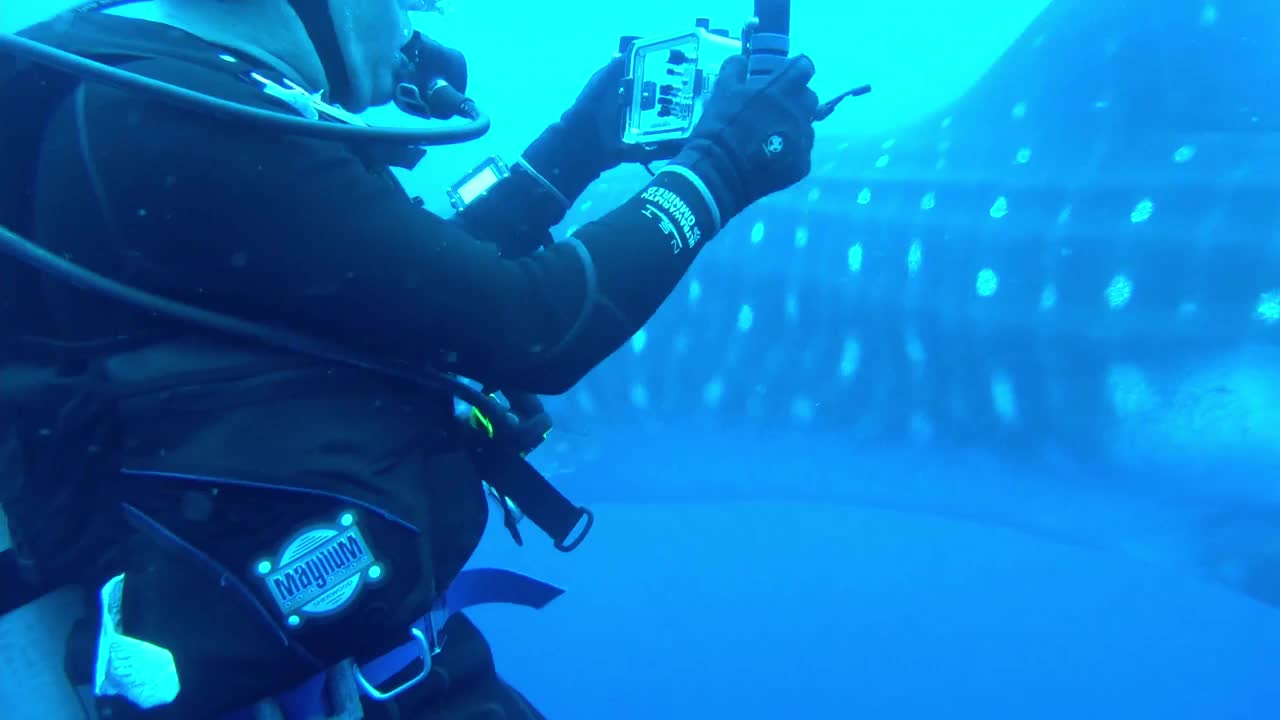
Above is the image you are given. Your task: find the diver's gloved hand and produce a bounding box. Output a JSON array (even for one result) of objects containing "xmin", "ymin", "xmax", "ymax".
[
  {"xmin": 521, "ymin": 55, "xmax": 670, "ymax": 207},
  {"xmin": 668, "ymin": 53, "xmax": 819, "ymax": 223}
]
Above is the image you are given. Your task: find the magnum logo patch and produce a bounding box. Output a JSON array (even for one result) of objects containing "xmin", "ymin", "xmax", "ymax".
[{"xmin": 254, "ymin": 511, "xmax": 384, "ymax": 628}]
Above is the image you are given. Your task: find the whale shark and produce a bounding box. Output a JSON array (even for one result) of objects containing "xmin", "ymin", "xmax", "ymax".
[{"xmin": 516, "ymin": 0, "xmax": 1280, "ymax": 609}]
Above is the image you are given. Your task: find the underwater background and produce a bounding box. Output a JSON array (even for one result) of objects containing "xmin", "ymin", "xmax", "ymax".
[{"xmin": 5, "ymin": 0, "xmax": 1280, "ymax": 717}]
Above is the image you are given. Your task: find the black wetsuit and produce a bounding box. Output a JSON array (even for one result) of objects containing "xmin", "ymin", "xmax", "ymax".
[{"xmin": 0, "ymin": 12, "xmax": 719, "ymax": 720}]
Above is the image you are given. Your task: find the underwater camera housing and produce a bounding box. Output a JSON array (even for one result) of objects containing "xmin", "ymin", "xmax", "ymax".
[
  {"xmin": 618, "ymin": 19, "xmax": 746, "ymax": 146},
  {"xmin": 619, "ymin": 0, "xmax": 794, "ymax": 146}
]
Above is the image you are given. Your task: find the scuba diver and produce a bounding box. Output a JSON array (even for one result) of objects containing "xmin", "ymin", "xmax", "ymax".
[{"xmin": 0, "ymin": 0, "xmax": 821, "ymax": 718}]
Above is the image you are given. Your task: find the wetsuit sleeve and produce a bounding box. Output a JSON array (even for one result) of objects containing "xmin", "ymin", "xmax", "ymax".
[{"xmin": 44, "ymin": 59, "xmax": 716, "ymax": 394}]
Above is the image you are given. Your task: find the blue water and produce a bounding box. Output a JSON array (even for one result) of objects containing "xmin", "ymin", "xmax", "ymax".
[
  {"xmin": 7, "ymin": 1, "xmax": 1280, "ymax": 718},
  {"xmin": 471, "ymin": 498, "xmax": 1280, "ymax": 718}
]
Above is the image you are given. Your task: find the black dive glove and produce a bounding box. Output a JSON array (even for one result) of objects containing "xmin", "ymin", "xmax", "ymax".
[
  {"xmin": 669, "ymin": 53, "xmax": 820, "ymax": 224},
  {"xmin": 455, "ymin": 55, "xmax": 674, "ymax": 258},
  {"xmin": 522, "ymin": 55, "xmax": 674, "ymax": 207}
]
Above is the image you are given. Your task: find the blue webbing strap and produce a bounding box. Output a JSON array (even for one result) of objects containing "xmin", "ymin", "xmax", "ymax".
[{"xmin": 227, "ymin": 568, "xmax": 564, "ymax": 720}]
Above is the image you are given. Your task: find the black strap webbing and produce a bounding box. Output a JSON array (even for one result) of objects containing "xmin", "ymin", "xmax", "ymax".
[
  {"xmin": 472, "ymin": 452, "xmax": 593, "ymax": 552},
  {"xmin": 287, "ymin": 0, "xmax": 352, "ymax": 106}
]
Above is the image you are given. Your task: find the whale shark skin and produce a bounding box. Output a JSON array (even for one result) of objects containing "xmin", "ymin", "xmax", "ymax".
[{"xmin": 536, "ymin": 0, "xmax": 1280, "ymax": 608}]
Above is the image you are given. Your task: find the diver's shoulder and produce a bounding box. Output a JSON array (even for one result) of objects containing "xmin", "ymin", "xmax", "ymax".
[{"xmin": 103, "ymin": 54, "xmax": 284, "ymax": 112}]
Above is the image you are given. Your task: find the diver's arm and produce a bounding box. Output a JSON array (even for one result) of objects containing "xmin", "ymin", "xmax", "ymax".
[
  {"xmin": 55, "ymin": 53, "xmax": 814, "ymax": 396},
  {"xmin": 53, "ymin": 59, "xmax": 713, "ymax": 395}
]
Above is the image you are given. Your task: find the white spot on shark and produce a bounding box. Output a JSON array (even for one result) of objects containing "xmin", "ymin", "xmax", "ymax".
[
  {"xmin": 976, "ymin": 268, "xmax": 1000, "ymax": 297},
  {"xmin": 673, "ymin": 332, "xmax": 690, "ymax": 355},
  {"xmin": 1173, "ymin": 144, "xmax": 1197, "ymax": 163},
  {"xmin": 907, "ymin": 240, "xmax": 923, "ymax": 277},
  {"xmin": 794, "ymin": 226, "xmax": 809, "ymax": 248},
  {"xmin": 990, "ymin": 196, "xmax": 1009, "ymax": 218},
  {"xmin": 1107, "ymin": 364, "xmax": 1158, "ymax": 418},
  {"xmin": 875, "ymin": 154, "xmax": 891, "ymax": 168},
  {"xmin": 857, "ymin": 187, "xmax": 872, "ymax": 205},
  {"xmin": 1130, "ymin": 198, "xmax": 1155, "ymax": 223},
  {"xmin": 630, "ymin": 329, "xmax": 647, "ymax": 353},
  {"xmin": 848, "ymin": 244, "xmax": 864, "ymax": 273},
  {"xmin": 702, "ymin": 377, "xmax": 724, "ymax": 408},
  {"xmin": 1200, "ymin": 3, "xmax": 1219, "ymax": 26},
  {"xmin": 736, "ymin": 304, "xmax": 754, "ymax": 332},
  {"xmin": 991, "ymin": 371, "xmax": 1018, "ymax": 424},
  {"xmin": 688, "ymin": 279, "xmax": 702, "ymax": 306},
  {"xmin": 1106, "ymin": 275, "xmax": 1133, "ymax": 309},
  {"xmin": 920, "ymin": 191, "xmax": 936, "ymax": 210},
  {"xmin": 574, "ymin": 388, "xmax": 597, "ymax": 415},
  {"xmin": 790, "ymin": 396, "xmax": 816, "ymax": 424},
  {"xmin": 1014, "ymin": 147, "xmax": 1032, "ymax": 164},
  {"xmin": 839, "ymin": 338, "xmax": 861, "ymax": 379},
  {"xmin": 905, "ymin": 332, "xmax": 927, "ymax": 372},
  {"xmin": 1257, "ymin": 290, "xmax": 1280, "ymax": 324},
  {"xmin": 1040, "ymin": 284, "xmax": 1059, "ymax": 310},
  {"xmin": 629, "ymin": 383, "xmax": 649, "ymax": 409},
  {"xmin": 1011, "ymin": 101, "xmax": 1028, "ymax": 119},
  {"xmin": 750, "ymin": 221, "xmax": 765, "ymax": 245}
]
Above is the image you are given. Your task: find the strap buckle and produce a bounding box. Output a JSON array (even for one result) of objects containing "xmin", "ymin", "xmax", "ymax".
[
  {"xmin": 352, "ymin": 603, "xmax": 447, "ymax": 702},
  {"xmin": 352, "ymin": 627, "xmax": 433, "ymax": 701}
]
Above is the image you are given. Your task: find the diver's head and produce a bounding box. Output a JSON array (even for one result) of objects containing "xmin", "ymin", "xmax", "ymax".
[{"xmin": 152, "ymin": 0, "xmax": 420, "ymax": 112}]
